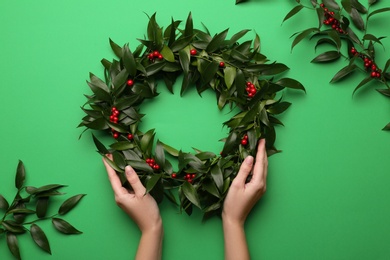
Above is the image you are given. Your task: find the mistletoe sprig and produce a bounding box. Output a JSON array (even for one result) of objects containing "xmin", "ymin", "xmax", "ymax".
[
  {"xmin": 284, "ymin": 0, "xmax": 390, "ymax": 129},
  {"xmin": 0, "ymin": 161, "xmax": 85, "ymax": 259},
  {"xmin": 79, "ymin": 13, "xmax": 304, "ymax": 219}
]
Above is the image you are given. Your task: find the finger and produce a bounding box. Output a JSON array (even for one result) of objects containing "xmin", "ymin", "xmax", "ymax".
[
  {"xmin": 125, "ymin": 165, "xmax": 146, "ymax": 197},
  {"xmin": 234, "ymin": 155, "xmax": 254, "ymax": 185},
  {"xmin": 251, "ymin": 139, "xmax": 268, "ymax": 185},
  {"xmin": 102, "ymin": 155, "xmax": 123, "ymax": 195}
]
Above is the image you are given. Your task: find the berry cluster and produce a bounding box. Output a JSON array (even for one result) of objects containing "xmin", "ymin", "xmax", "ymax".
[
  {"xmin": 146, "ymin": 158, "xmax": 160, "ymax": 171},
  {"xmin": 240, "ymin": 134, "xmax": 248, "ymax": 146},
  {"xmin": 350, "ymin": 47, "xmax": 382, "ymax": 78},
  {"xmin": 245, "ymin": 82, "xmax": 257, "ymax": 98},
  {"xmin": 320, "ymin": 3, "xmax": 346, "ymax": 34},
  {"xmin": 110, "ymin": 107, "xmax": 120, "ymax": 124},
  {"xmin": 184, "ymin": 173, "xmax": 196, "ymax": 183},
  {"xmin": 147, "ymin": 50, "xmax": 163, "ymax": 62}
]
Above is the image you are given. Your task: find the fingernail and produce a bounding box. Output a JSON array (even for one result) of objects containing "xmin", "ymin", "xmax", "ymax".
[
  {"xmin": 125, "ymin": 166, "xmax": 132, "ymax": 175},
  {"xmin": 246, "ymin": 156, "xmax": 254, "ymax": 165}
]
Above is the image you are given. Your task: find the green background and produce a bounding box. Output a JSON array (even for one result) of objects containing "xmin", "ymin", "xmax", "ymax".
[{"xmin": 1, "ymin": 0, "xmax": 390, "ymax": 259}]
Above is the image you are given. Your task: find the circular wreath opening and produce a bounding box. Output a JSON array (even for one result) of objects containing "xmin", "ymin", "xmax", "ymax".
[{"xmin": 79, "ymin": 12, "xmax": 305, "ymax": 219}]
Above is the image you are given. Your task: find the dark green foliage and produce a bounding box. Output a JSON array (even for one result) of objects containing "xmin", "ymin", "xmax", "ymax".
[{"xmin": 80, "ymin": 13, "xmax": 305, "ymax": 218}]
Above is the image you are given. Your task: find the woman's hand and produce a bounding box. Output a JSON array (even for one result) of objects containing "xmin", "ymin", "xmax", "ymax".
[
  {"xmin": 222, "ymin": 139, "xmax": 268, "ymax": 260},
  {"xmin": 103, "ymin": 155, "xmax": 163, "ymax": 260}
]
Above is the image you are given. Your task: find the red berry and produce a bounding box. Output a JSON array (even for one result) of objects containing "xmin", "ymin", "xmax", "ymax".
[
  {"xmin": 191, "ymin": 174, "xmax": 196, "ymax": 179},
  {"xmin": 376, "ymin": 72, "xmax": 381, "ymax": 78},
  {"xmin": 171, "ymin": 173, "xmax": 177, "ymax": 178},
  {"xmin": 187, "ymin": 179, "xmax": 193, "ymax": 183},
  {"xmin": 153, "ymin": 164, "xmax": 160, "ymax": 170},
  {"xmin": 146, "ymin": 158, "xmax": 151, "ymax": 163},
  {"xmin": 219, "ymin": 61, "xmax": 225, "ymax": 68},
  {"xmin": 153, "ymin": 51, "xmax": 160, "ymax": 57},
  {"xmin": 113, "ymin": 133, "xmax": 119, "ymax": 139},
  {"xmin": 127, "ymin": 134, "xmax": 133, "ymax": 140},
  {"xmin": 371, "ymin": 65, "xmax": 377, "ymax": 71},
  {"xmin": 190, "ymin": 49, "xmax": 197, "ymax": 55},
  {"xmin": 127, "ymin": 79, "xmax": 134, "ymax": 86},
  {"xmin": 246, "ymin": 82, "xmax": 252, "ymax": 87},
  {"xmin": 248, "ymin": 93, "xmax": 254, "ymax": 98},
  {"xmin": 371, "ymin": 71, "xmax": 377, "ymax": 77},
  {"xmin": 158, "ymin": 54, "xmax": 163, "ymax": 60},
  {"xmin": 241, "ymin": 139, "xmax": 248, "ymax": 146},
  {"xmin": 244, "ymin": 134, "xmax": 248, "ymax": 139},
  {"xmin": 186, "ymin": 173, "xmax": 191, "ymax": 179},
  {"xmin": 148, "ymin": 53, "xmax": 154, "ymax": 60}
]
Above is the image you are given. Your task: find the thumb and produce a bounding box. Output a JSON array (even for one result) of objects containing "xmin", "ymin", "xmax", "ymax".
[
  {"xmin": 125, "ymin": 166, "xmax": 146, "ymax": 196},
  {"xmin": 234, "ymin": 156, "xmax": 254, "ymax": 185}
]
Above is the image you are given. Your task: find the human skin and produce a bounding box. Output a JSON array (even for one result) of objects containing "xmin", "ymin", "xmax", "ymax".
[{"xmin": 222, "ymin": 138, "xmax": 268, "ymax": 260}]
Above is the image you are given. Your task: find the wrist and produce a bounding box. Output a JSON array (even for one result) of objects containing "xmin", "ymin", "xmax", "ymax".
[{"xmin": 141, "ymin": 217, "xmax": 163, "ymax": 235}]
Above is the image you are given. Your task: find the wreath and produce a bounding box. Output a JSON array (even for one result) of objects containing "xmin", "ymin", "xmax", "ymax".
[{"xmin": 79, "ymin": 13, "xmax": 305, "ymax": 218}]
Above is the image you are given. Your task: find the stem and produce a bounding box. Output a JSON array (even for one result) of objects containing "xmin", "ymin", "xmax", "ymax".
[{"xmin": 24, "ymin": 214, "xmax": 59, "ymax": 225}]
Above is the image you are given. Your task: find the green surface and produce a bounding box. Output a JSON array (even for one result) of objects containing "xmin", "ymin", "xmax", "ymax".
[{"xmin": 1, "ymin": 0, "xmax": 390, "ymax": 259}]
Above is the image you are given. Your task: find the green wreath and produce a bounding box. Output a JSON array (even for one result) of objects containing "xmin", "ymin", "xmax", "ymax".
[{"xmin": 79, "ymin": 13, "xmax": 305, "ymax": 218}]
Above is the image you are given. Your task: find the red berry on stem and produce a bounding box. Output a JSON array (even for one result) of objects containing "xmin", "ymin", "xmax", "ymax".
[
  {"xmin": 191, "ymin": 174, "xmax": 196, "ymax": 179},
  {"xmin": 153, "ymin": 164, "xmax": 160, "ymax": 170},
  {"xmin": 113, "ymin": 133, "xmax": 119, "ymax": 139},
  {"xmin": 148, "ymin": 53, "xmax": 154, "ymax": 60},
  {"xmin": 158, "ymin": 54, "xmax": 163, "ymax": 60},
  {"xmin": 219, "ymin": 61, "xmax": 225, "ymax": 68},
  {"xmin": 153, "ymin": 51, "xmax": 159, "ymax": 57},
  {"xmin": 371, "ymin": 71, "xmax": 377, "ymax": 77},
  {"xmin": 241, "ymin": 139, "xmax": 248, "ymax": 146},
  {"xmin": 127, "ymin": 134, "xmax": 133, "ymax": 140},
  {"xmin": 186, "ymin": 173, "xmax": 191, "ymax": 179},
  {"xmin": 172, "ymin": 173, "xmax": 177, "ymax": 178},
  {"xmin": 190, "ymin": 49, "xmax": 197, "ymax": 55},
  {"xmin": 127, "ymin": 79, "xmax": 134, "ymax": 86}
]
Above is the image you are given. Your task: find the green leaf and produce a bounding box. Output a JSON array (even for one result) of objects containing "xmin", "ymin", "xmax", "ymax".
[
  {"xmin": 222, "ymin": 131, "xmax": 239, "ymax": 155},
  {"xmin": 59, "ymin": 194, "xmax": 86, "ymax": 215},
  {"xmin": 109, "ymin": 38, "xmax": 123, "ymax": 58},
  {"xmin": 182, "ymin": 181, "xmax": 201, "ymax": 209},
  {"xmin": 229, "ymin": 29, "xmax": 251, "ymax": 44},
  {"xmin": 52, "ymin": 218, "xmax": 82, "ymax": 235},
  {"xmin": 363, "ymin": 34, "xmax": 385, "ymax": 47},
  {"xmin": 382, "ymin": 122, "xmax": 390, "ymax": 130},
  {"xmin": 160, "ymin": 141, "xmax": 179, "ymax": 157},
  {"xmin": 184, "ymin": 12, "xmax": 193, "ymax": 38},
  {"xmin": 341, "ymin": 0, "xmax": 352, "ymax": 13},
  {"xmin": 224, "ymin": 66, "xmax": 236, "ymax": 89},
  {"xmin": 351, "ymin": 0, "xmax": 367, "ymax": 13},
  {"xmin": 7, "ymin": 232, "xmax": 21, "ymax": 259},
  {"xmin": 155, "ymin": 141, "xmax": 165, "ymax": 168},
  {"xmin": 7, "ymin": 208, "xmax": 35, "ymax": 215},
  {"xmin": 267, "ymin": 102, "xmax": 292, "ymax": 114},
  {"xmin": 30, "ymin": 224, "xmax": 51, "ymax": 254},
  {"xmin": 126, "ymin": 160, "xmax": 154, "ymax": 173},
  {"xmin": 146, "ymin": 175, "xmax": 161, "ymax": 193},
  {"xmin": 140, "ymin": 129, "xmax": 155, "ymax": 154},
  {"xmin": 179, "ymin": 48, "xmax": 190, "ymax": 75},
  {"xmin": 3, "ymin": 220, "xmax": 25, "ymax": 234},
  {"xmin": 210, "ymin": 165, "xmax": 224, "ymax": 192},
  {"xmin": 36, "ymin": 197, "xmax": 49, "ymax": 218},
  {"xmin": 201, "ymin": 60, "xmax": 219, "ymax": 85},
  {"xmin": 92, "ymin": 134, "xmax": 109, "ymax": 154},
  {"xmin": 110, "ymin": 141, "xmax": 134, "ymax": 151},
  {"xmin": 368, "ymin": 0, "xmax": 377, "ymax": 6},
  {"xmin": 203, "ymin": 180, "xmax": 220, "ymax": 198},
  {"xmin": 160, "ymin": 45, "xmax": 175, "ymax": 62},
  {"xmin": 349, "ymin": 8, "xmax": 365, "ymax": 30},
  {"xmin": 206, "ymin": 28, "xmax": 229, "ymax": 53},
  {"xmin": 367, "ymin": 7, "xmax": 390, "ymax": 19},
  {"xmin": 323, "ymin": 0, "xmax": 340, "ymax": 10},
  {"xmin": 275, "ymin": 78, "xmax": 306, "ymax": 92},
  {"xmin": 0, "ymin": 194, "xmax": 9, "ymax": 210},
  {"xmin": 377, "ymin": 88, "xmax": 390, "ymax": 97},
  {"xmin": 123, "ymin": 44, "xmax": 137, "ymax": 77},
  {"xmin": 246, "ymin": 63, "xmax": 289, "ymax": 75},
  {"xmin": 291, "ymin": 28, "xmax": 319, "ymax": 51},
  {"xmin": 145, "ymin": 62, "xmax": 165, "ymax": 77},
  {"xmin": 15, "ymin": 160, "xmax": 25, "ymax": 189},
  {"xmin": 353, "ymin": 76, "xmax": 374, "ymax": 95},
  {"xmin": 330, "ymin": 64, "xmax": 357, "ymax": 83},
  {"xmin": 311, "ymin": 51, "xmax": 340, "ymax": 63},
  {"xmin": 283, "ymin": 5, "xmax": 304, "ymax": 23}
]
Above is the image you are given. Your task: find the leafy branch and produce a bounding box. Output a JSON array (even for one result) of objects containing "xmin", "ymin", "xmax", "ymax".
[
  {"xmin": 0, "ymin": 160, "xmax": 85, "ymax": 259},
  {"xmin": 283, "ymin": 0, "xmax": 390, "ymax": 129}
]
